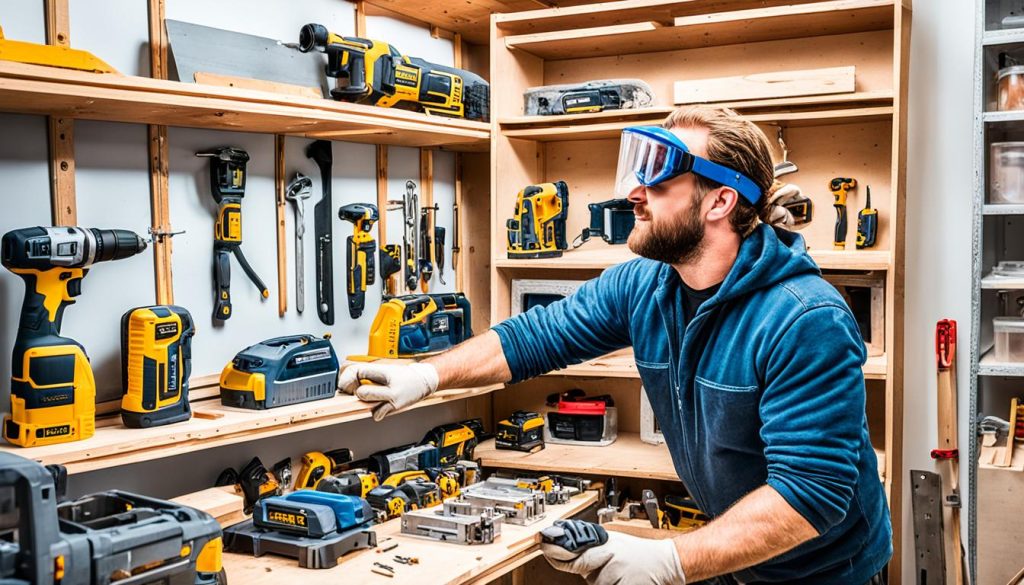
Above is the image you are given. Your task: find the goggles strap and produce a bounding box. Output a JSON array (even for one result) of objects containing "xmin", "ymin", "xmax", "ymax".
[{"xmin": 690, "ymin": 157, "xmax": 762, "ymax": 205}]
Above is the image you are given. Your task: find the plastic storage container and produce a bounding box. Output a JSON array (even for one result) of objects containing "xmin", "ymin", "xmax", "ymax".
[
  {"xmin": 999, "ymin": 66, "xmax": 1024, "ymax": 111},
  {"xmin": 994, "ymin": 317, "xmax": 1024, "ymax": 362},
  {"xmin": 990, "ymin": 142, "xmax": 1024, "ymax": 204}
]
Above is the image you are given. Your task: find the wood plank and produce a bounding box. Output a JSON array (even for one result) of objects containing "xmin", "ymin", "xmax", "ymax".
[
  {"xmin": 275, "ymin": 135, "xmax": 287, "ymax": 316},
  {"xmin": 46, "ymin": 116, "xmax": 75, "ymax": 226},
  {"xmin": 420, "ymin": 149, "xmax": 435, "ymax": 292},
  {"xmin": 355, "ymin": 1, "xmax": 368, "ymax": 38},
  {"xmin": 977, "ymin": 446, "xmax": 1024, "ymax": 584},
  {"xmin": 503, "ymin": 0, "xmax": 894, "ymax": 60},
  {"xmin": 0, "ymin": 381, "xmax": 504, "ymax": 475},
  {"xmin": 0, "ymin": 62, "xmax": 489, "ymax": 151},
  {"xmin": 171, "ymin": 486, "xmax": 245, "ymax": 528},
  {"xmin": 477, "ymin": 434, "xmax": 678, "ymax": 481},
  {"xmin": 148, "ymin": 0, "xmax": 173, "ymax": 304},
  {"xmin": 193, "ymin": 72, "xmax": 321, "ymax": 99},
  {"xmin": 674, "ymin": 66, "xmax": 856, "ymax": 104},
  {"xmin": 222, "ymin": 490, "xmax": 598, "ymax": 584}
]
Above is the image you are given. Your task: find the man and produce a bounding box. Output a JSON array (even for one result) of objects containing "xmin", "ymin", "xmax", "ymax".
[{"xmin": 339, "ymin": 106, "xmax": 891, "ymax": 584}]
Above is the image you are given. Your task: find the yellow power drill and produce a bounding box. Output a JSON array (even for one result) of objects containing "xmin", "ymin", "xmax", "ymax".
[
  {"xmin": 506, "ymin": 181, "xmax": 570, "ymax": 259},
  {"xmin": 1, "ymin": 226, "xmax": 147, "ymax": 447},
  {"xmin": 298, "ymin": 23, "xmax": 490, "ymax": 121},
  {"xmin": 338, "ymin": 203, "xmax": 378, "ymax": 319},
  {"xmin": 830, "ymin": 177, "xmax": 857, "ymax": 250}
]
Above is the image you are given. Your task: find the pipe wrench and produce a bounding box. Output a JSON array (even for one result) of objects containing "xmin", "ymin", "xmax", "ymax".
[{"xmin": 285, "ymin": 173, "xmax": 313, "ymax": 313}]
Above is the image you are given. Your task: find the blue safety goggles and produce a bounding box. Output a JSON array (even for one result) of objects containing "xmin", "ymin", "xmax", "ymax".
[{"xmin": 613, "ymin": 126, "xmax": 762, "ymax": 205}]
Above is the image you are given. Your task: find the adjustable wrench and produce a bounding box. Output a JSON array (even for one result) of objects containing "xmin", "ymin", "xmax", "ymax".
[{"xmin": 285, "ymin": 173, "xmax": 313, "ymax": 313}]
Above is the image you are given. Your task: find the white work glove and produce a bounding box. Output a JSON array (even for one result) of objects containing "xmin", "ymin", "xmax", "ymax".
[
  {"xmin": 337, "ymin": 362, "xmax": 439, "ymax": 421},
  {"xmin": 541, "ymin": 523, "xmax": 686, "ymax": 585}
]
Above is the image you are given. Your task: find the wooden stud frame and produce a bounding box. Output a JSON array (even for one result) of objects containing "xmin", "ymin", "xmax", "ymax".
[
  {"xmin": 275, "ymin": 135, "xmax": 287, "ymax": 316},
  {"xmin": 44, "ymin": 0, "xmax": 75, "ymax": 226},
  {"xmin": 823, "ymin": 271, "xmax": 886, "ymax": 357},
  {"xmin": 148, "ymin": 0, "xmax": 174, "ymax": 304}
]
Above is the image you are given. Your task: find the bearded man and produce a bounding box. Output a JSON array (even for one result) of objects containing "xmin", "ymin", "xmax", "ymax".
[{"xmin": 339, "ymin": 106, "xmax": 892, "ymax": 585}]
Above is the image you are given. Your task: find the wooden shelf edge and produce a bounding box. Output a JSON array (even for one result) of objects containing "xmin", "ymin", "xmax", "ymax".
[
  {"xmin": 494, "ymin": 249, "xmax": 891, "ymax": 271},
  {"xmin": 477, "ymin": 434, "xmax": 679, "ymax": 481},
  {"xmin": 541, "ymin": 353, "xmax": 885, "ymax": 380},
  {"xmin": 0, "ymin": 383, "xmax": 504, "ymax": 475}
]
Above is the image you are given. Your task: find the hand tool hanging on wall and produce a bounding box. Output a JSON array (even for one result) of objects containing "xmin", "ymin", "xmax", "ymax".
[
  {"xmin": 507, "ymin": 181, "xmax": 570, "ymax": 259},
  {"xmin": 1, "ymin": 227, "xmax": 147, "ymax": 447},
  {"xmin": 285, "ymin": 173, "xmax": 313, "ymax": 314},
  {"xmin": 932, "ymin": 319, "xmax": 966, "ymax": 585},
  {"xmin": 435, "ymin": 225, "xmax": 447, "ymax": 285},
  {"xmin": 419, "ymin": 204, "xmax": 438, "ymax": 292},
  {"xmin": 339, "ymin": 203, "xmax": 379, "ymax": 319},
  {"xmin": 398, "ymin": 180, "xmax": 420, "ymax": 292},
  {"xmin": 297, "ymin": 23, "xmax": 490, "ymax": 121},
  {"xmin": 856, "ymin": 185, "xmax": 878, "ymax": 249},
  {"xmin": 379, "ymin": 244, "xmax": 402, "ymax": 298},
  {"xmin": 829, "ymin": 177, "xmax": 857, "ymax": 250},
  {"xmin": 451, "ymin": 198, "xmax": 461, "ymax": 282},
  {"xmin": 120, "ymin": 305, "xmax": 195, "ymax": 429},
  {"xmin": 197, "ymin": 147, "xmax": 269, "ymax": 321},
  {"xmin": 306, "ymin": 140, "xmax": 336, "ymax": 325},
  {"xmin": 774, "ymin": 127, "xmax": 799, "ymax": 177}
]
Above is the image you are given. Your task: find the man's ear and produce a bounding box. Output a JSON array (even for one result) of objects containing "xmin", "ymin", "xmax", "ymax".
[{"xmin": 705, "ymin": 186, "xmax": 739, "ymax": 223}]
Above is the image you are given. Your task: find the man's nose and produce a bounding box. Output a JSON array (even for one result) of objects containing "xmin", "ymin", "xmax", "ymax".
[{"xmin": 627, "ymin": 185, "xmax": 646, "ymax": 204}]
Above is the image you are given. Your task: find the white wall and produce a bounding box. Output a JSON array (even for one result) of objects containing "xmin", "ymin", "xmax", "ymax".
[
  {"xmin": 0, "ymin": 0, "xmax": 465, "ymax": 498},
  {"xmin": 903, "ymin": 0, "xmax": 976, "ymax": 582}
]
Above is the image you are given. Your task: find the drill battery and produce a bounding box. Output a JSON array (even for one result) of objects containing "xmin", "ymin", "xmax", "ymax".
[
  {"xmin": 220, "ymin": 334, "xmax": 339, "ymax": 410},
  {"xmin": 495, "ymin": 410, "xmax": 545, "ymax": 453},
  {"xmin": 506, "ymin": 182, "xmax": 569, "ymax": 259},
  {"xmin": 545, "ymin": 391, "xmax": 618, "ymax": 447},
  {"xmin": 120, "ymin": 305, "xmax": 195, "ymax": 428}
]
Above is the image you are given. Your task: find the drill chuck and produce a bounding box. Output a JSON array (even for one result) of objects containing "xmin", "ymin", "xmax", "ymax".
[
  {"xmin": 299, "ymin": 23, "xmax": 329, "ymax": 53},
  {"xmin": 2, "ymin": 226, "xmax": 146, "ymax": 271},
  {"xmin": 93, "ymin": 228, "xmax": 148, "ymax": 262}
]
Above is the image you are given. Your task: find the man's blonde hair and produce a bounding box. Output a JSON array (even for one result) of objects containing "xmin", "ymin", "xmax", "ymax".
[{"xmin": 662, "ymin": 106, "xmax": 776, "ymax": 235}]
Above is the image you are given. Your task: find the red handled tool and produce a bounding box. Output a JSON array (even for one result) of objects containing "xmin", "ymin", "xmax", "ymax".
[{"xmin": 932, "ymin": 319, "xmax": 966, "ymax": 585}]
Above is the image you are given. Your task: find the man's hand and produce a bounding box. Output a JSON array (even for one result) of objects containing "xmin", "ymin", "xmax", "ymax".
[
  {"xmin": 541, "ymin": 520, "xmax": 685, "ymax": 585},
  {"xmin": 337, "ymin": 362, "xmax": 439, "ymax": 421}
]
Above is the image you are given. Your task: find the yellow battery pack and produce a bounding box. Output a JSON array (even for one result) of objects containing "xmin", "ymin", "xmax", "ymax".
[
  {"xmin": 120, "ymin": 305, "xmax": 195, "ymax": 428},
  {"xmin": 4, "ymin": 343, "xmax": 96, "ymax": 447}
]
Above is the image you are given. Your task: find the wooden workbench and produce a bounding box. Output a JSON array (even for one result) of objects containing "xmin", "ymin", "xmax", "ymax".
[{"xmin": 221, "ymin": 490, "xmax": 597, "ymax": 584}]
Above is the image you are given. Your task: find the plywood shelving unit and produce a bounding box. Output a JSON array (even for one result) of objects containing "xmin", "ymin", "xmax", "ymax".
[{"xmin": 487, "ymin": 0, "xmax": 910, "ymax": 580}]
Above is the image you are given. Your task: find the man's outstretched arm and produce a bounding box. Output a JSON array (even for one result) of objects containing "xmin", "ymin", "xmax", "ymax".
[{"xmin": 425, "ymin": 330, "xmax": 512, "ymax": 388}]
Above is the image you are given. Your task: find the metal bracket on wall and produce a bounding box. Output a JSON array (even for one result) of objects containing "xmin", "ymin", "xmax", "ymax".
[{"xmin": 911, "ymin": 469, "xmax": 946, "ymax": 584}]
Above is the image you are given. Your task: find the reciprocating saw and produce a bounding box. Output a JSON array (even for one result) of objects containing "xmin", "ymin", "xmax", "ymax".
[
  {"xmin": 298, "ymin": 23, "xmax": 489, "ymax": 121},
  {"xmin": 2, "ymin": 226, "xmax": 147, "ymax": 447}
]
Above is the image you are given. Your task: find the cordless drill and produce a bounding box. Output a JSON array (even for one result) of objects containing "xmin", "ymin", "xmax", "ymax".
[
  {"xmin": 830, "ymin": 177, "xmax": 857, "ymax": 250},
  {"xmin": 1, "ymin": 226, "xmax": 147, "ymax": 447},
  {"xmin": 339, "ymin": 203, "xmax": 378, "ymax": 319},
  {"xmin": 298, "ymin": 23, "xmax": 490, "ymax": 121},
  {"xmin": 196, "ymin": 147, "xmax": 269, "ymax": 321}
]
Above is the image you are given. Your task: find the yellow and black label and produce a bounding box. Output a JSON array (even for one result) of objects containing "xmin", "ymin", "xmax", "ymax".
[{"xmin": 266, "ymin": 507, "xmax": 308, "ymax": 529}]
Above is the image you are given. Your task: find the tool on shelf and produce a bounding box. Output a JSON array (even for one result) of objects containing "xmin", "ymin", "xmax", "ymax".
[
  {"xmin": 544, "ymin": 389, "xmax": 618, "ymax": 446},
  {"xmin": 507, "ymin": 181, "xmax": 569, "ymax": 259},
  {"xmin": 523, "ymin": 79, "xmax": 654, "ymax": 116},
  {"xmin": 367, "ymin": 479, "xmax": 442, "ymax": 521},
  {"xmin": 0, "ymin": 452, "xmax": 225, "ymax": 585},
  {"xmin": 420, "ymin": 418, "xmax": 486, "ymax": 466},
  {"xmin": 120, "ymin": 305, "xmax": 195, "ymax": 428},
  {"xmin": 285, "ymin": 173, "xmax": 313, "ymax": 314},
  {"xmin": 856, "ymin": 185, "xmax": 878, "ymax": 249},
  {"xmin": 932, "ymin": 319, "xmax": 965, "ymax": 585},
  {"xmin": 296, "ymin": 448, "xmax": 354, "ymax": 490},
  {"xmin": 216, "ymin": 456, "xmax": 284, "ymax": 515},
  {"xmin": 400, "ymin": 503, "xmax": 503, "ymax": 544},
  {"xmin": 2, "ymin": 226, "xmax": 147, "ymax": 447},
  {"xmin": 219, "ymin": 334, "xmax": 339, "ymax": 410},
  {"xmin": 306, "ymin": 140, "xmax": 336, "ymax": 325},
  {"xmin": 197, "ymin": 147, "xmax": 269, "ymax": 321},
  {"xmin": 495, "ymin": 410, "xmax": 545, "ymax": 453},
  {"xmin": 298, "ymin": 23, "xmax": 489, "ymax": 121},
  {"xmin": 573, "ymin": 198, "xmax": 635, "ymax": 247},
  {"xmin": 224, "ymin": 489, "xmax": 377, "ymax": 569},
  {"xmin": 364, "ymin": 293, "xmax": 472, "ymax": 358},
  {"xmin": 339, "ymin": 203, "xmax": 379, "ymax": 319},
  {"xmin": 448, "ymin": 478, "xmax": 546, "ymax": 525},
  {"xmin": 419, "ymin": 203, "xmax": 438, "ymax": 292},
  {"xmin": 774, "ymin": 127, "xmax": 799, "ymax": 177},
  {"xmin": 379, "ymin": 243, "xmax": 402, "ymax": 298},
  {"xmin": 0, "ymin": 24, "xmax": 118, "ymax": 73},
  {"xmin": 830, "ymin": 177, "xmax": 857, "ymax": 250}
]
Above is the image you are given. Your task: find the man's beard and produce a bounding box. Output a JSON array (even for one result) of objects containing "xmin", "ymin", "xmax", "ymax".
[{"xmin": 627, "ymin": 194, "xmax": 705, "ymax": 265}]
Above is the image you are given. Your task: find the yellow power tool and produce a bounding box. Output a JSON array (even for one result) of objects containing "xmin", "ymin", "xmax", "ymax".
[
  {"xmin": 2, "ymin": 226, "xmax": 147, "ymax": 447},
  {"xmin": 120, "ymin": 305, "xmax": 195, "ymax": 428},
  {"xmin": 295, "ymin": 448, "xmax": 354, "ymax": 490},
  {"xmin": 506, "ymin": 181, "xmax": 570, "ymax": 259},
  {"xmin": 298, "ymin": 23, "xmax": 489, "ymax": 121},
  {"xmin": 338, "ymin": 203, "xmax": 378, "ymax": 319},
  {"xmin": 830, "ymin": 177, "xmax": 857, "ymax": 250},
  {"xmin": 362, "ymin": 293, "xmax": 472, "ymax": 359},
  {"xmin": 0, "ymin": 24, "xmax": 117, "ymax": 73}
]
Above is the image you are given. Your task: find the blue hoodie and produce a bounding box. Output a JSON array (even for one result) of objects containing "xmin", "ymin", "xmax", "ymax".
[{"xmin": 492, "ymin": 224, "xmax": 892, "ymax": 584}]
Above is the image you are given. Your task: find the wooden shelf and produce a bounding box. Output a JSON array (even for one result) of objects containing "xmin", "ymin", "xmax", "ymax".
[
  {"xmin": 222, "ymin": 489, "xmax": 598, "ymax": 585},
  {"xmin": 0, "ymin": 61, "xmax": 490, "ymax": 151},
  {"xmin": 477, "ymin": 433, "xmax": 678, "ymax": 481},
  {"xmin": 502, "ymin": 0, "xmax": 895, "ymax": 60},
  {"xmin": 501, "ymin": 104, "xmax": 893, "ymax": 142},
  {"xmin": 979, "ymin": 349, "xmax": 1024, "ymax": 377},
  {"xmin": 494, "ymin": 246, "xmax": 891, "ymax": 271},
  {"xmin": 0, "ymin": 383, "xmax": 503, "ymax": 475}
]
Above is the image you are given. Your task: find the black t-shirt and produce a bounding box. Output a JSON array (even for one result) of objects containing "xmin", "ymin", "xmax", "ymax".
[{"xmin": 681, "ymin": 279, "xmax": 721, "ymax": 321}]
